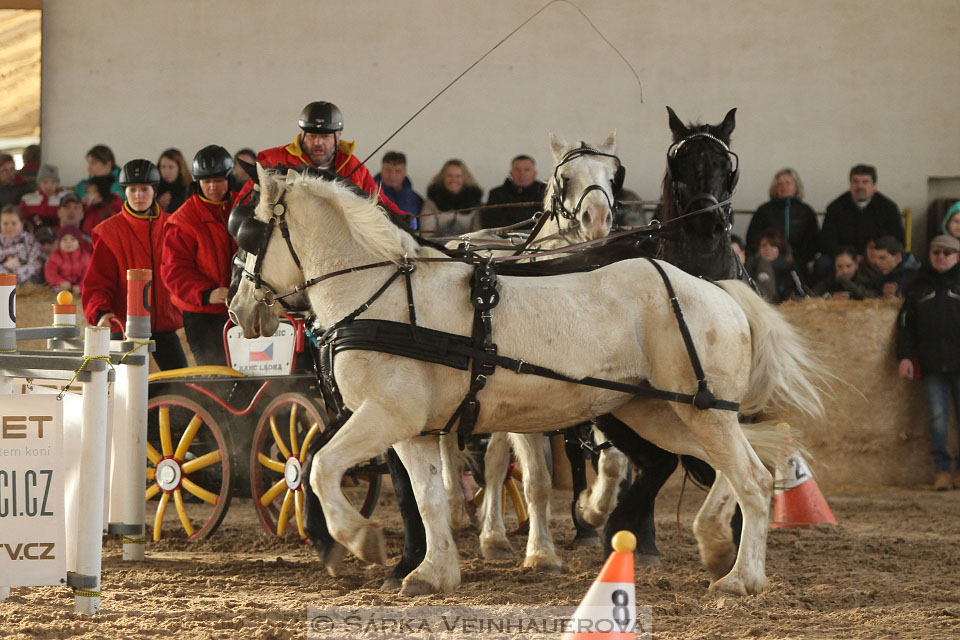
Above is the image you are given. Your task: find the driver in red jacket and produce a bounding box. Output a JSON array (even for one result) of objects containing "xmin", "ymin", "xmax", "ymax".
[
  {"xmin": 162, "ymin": 145, "xmax": 237, "ymax": 366},
  {"xmin": 240, "ymin": 101, "xmax": 410, "ymax": 226}
]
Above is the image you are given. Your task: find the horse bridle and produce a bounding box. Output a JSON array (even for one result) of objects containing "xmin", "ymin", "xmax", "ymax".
[
  {"xmin": 549, "ymin": 144, "xmax": 623, "ymax": 223},
  {"xmin": 666, "ymin": 131, "xmax": 739, "ymax": 228}
]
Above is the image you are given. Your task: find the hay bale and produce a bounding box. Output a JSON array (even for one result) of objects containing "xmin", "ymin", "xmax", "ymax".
[{"xmin": 767, "ymin": 297, "xmax": 944, "ymax": 488}]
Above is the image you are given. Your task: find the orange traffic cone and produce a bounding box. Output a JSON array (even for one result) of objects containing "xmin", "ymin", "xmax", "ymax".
[
  {"xmin": 770, "ymin": 451, "xmax": 837, "ymax": 528},
  {"xmin": 562, "ymin": 531, "xmax": 638, "ymax": 639}
]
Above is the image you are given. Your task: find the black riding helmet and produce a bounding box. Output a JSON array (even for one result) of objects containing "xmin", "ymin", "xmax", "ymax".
[
  {"xmin": 192, "ymin": 145, "xmax": 234, "ymax": 180},
  {"xmin": 118, "ymin": 159, "xmax": 160, "ymax": 186},
  {"xmin": 298, "ymin": 101, "xmax": 343, "ymax": 134}
]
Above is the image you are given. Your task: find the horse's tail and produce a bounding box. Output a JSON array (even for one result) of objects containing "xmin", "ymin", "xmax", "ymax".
[
  {"xmin": 715, "ymin": 279, "xmax": 826, "ymax": 420},
  {"xmin": 740, "ymin": 420, "xmax": 813, "ymax": 472}
]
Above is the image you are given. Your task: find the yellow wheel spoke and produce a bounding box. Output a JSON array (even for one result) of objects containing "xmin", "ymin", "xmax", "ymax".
[
  {"xmin": 153, "ymin": 492, "xmax": 170, "ymax": 541},
  {"xmin": 159, "ymin": 407, "xmax": 173, "ymax": 457},
  {"xmin": 501, "ymin": 484, "xmax": 507, "ymax": 516},
  {"xmin": 174, "ymin": 415, "xmax": 204, "ymax": 461},
  {"xmin": 257, "ymin": 452, "xmax": 285, "ymax": 473},
  {"xmin": 260, "ymin": 478, "xmax": 287, "ymax": 507},
  {"xmin": 506, "ymin": 479, "xmax": 526, "ymax": 523},
  {"xmin": 510, "ymin": 466, "xmax": 523, "ymax": 482},
  {"xmin": 294, "ymin": 490, "xmax": 306, "ymax": 539},
  {"xmin": 289, "ymin": 404, "xmax": 300, "ymax": 457},
  {"xmin": 269, "ymin": 416, "xmax": 291, "ymax": 460},
  {"xmin": 276, "ymin": 490, "xmax": 294, "ymax": 536},
  {"xmin": 173, "ymin": 489, "xmax": 195, "ymax": 537},
  {"xmin": 147, "ymin": 442, "xmax": 162, "ymax": 465},
  {"xmin": 299, "ymin": 423, "xmax": 320, "ymax": 463},
  {"xmin": 181, "ymin": 478, "xmax": 218, "ymax": 505},
  {"xmin": 181, "ymin": 450, "xmax": 221, "ymax": 475},
  {"xmin": 471, "ymin": 486, "xmax": 485, "ymax": 508},
  {"xmin": 146, "ymin": 467, "xmax": 155, "ymax": 480},
  {"xmin": 146, "ymin": 483, "xmax": 161, "ymax": 501}
]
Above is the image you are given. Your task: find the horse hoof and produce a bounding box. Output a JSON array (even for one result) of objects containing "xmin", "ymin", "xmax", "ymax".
[
  {"xmin": 636, "ymin": 552, "xmax": 661, "ymax": 566},
  {"xmin": 709, "ymin": 573, "xmax": 748, "ymax": 597},
  {"xmin": 380, "ymin": 576, "xmax": 402, "ymax": 592},
  {"xmin": 322, "ymin": 543, "xmax": 347, "ymax": 577},
  {"xmin": 701, "ymin": 544, "xmax": 737, "ymax": 581},
  {"xmin": 400, "ymin": 577, "xmax": 439, "ymax": 596},
  {"xmin": 481, "ymin": 537, "xmax": 514, "ymax": 561},
  {"xmin": 569, "ymin": 535, "xmax": 601, "ymax": 550},
  {"xmin": 523, "ymin": 554, "xmax": 562, "ymax": 574},
  {"xmin": 355, "ymin": 524, "xmax": 387, "ymax": 565}
]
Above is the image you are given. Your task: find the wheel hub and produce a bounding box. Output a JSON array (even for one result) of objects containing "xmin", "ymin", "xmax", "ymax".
[
  {"xmin": 156, "ymin": 458, "xmax": 182, "ymax": 492},
  {"xmin": 284, "ymin": 457, "xmax": 302, "ymax": 491}
]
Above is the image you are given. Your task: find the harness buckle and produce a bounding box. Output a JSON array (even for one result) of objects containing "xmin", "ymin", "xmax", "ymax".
[{"xmin": 515, "ymin": 358, "xmax": 527, "ymax": 374}]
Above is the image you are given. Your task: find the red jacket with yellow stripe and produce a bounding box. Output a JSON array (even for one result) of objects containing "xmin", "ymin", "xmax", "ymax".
[
  {"xmin": 247, "ymin": 135, "xmax": 406, "ymax": 220},
  {"xmin": 81, "ymin": 203, "xmax": 182, "ymax": 332},
  {"xmin": 161, "ymin": 194, "xmax": 237, "ymax": 314}
]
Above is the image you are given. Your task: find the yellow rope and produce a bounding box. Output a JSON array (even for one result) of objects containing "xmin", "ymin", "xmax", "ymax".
[
  {"xmin": 121, "ymin": 536, "xmax": 146, "ymax": 545},
  {"xmin": 118, "ymin": 339, "xmax": 155, "ymax": 365},
  {"xmin": 56, "ymin": 355, "xmax": 115, "ymax": 400},
  {"xmin": 73, "ymin": 589, "xmax": 102, "ymax": 598}
]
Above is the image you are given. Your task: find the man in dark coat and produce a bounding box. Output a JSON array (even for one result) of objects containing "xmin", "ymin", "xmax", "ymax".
[
  {"xmin": 374, "ymin": 151, "xmax": 423, "ymax": 230},
  {"xmin": 896, "ymin": 234, "xmax": 960, "ymax": 491},
  {"xmin": 480, "ymin": 155, "xmax": 546, "ymax": 229}
]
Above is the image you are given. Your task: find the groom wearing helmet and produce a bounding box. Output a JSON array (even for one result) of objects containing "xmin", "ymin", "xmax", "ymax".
[
  {"xmin": 82, "ymin": 159, "xmax": 187, "ymax": 370},
  {"xmin": 162, "ymin": 145, "xmax": 238, "ymax": 366},
  {"xmin": 248, "ymin": 101, "xmax": 408, "ymax": 223}
]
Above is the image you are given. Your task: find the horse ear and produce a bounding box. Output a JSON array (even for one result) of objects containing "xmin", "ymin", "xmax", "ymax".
[
  {"xmin": 600, "ymin": 130, "xmax": 616, "ymax": 154},
  {"xmin": 257, "ymin": 163, "xmax": 280, "ymax": 203},
  {"xmin": 239, "ymin": 157, "xmax": 258, "ymax": 185},
  {"xmin": 716, "ymin": 108, "xmax": 737, "ymax": 142},
  {"xmin": 666, "ymin": 106, "xmax": 688, "ymax": 141},
  {"xmin": 549, "ymin": 132, "xmax": 567, "ymax": 160}
]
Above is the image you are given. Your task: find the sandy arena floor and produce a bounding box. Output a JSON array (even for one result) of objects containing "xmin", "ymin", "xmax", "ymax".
[{"xmin": 2, "ymin": 473, "xmax": 959, "ymax": 639}]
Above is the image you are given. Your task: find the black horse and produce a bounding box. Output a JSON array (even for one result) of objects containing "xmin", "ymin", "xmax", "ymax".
[{"xmin": 588, "ymin": 106, "xmax": 748, "ymax": 559}]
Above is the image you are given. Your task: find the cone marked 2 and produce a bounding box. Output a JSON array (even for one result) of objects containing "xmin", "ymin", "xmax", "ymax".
[
  {"xmin": 562, "ymin": 531, "xmax": 637, "ymax": 639},
  {"xmin": 771, "ymin": 451, "xmax": 837, "ymax": 528}
]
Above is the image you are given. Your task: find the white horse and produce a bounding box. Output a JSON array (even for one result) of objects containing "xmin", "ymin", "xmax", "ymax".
[
  {"xmin": 229, "ymin": 165, "xmax": 825, "ymax": 597},
  {"xmin": 445, "ymin": 132, "xmax": 628, "ymax": 569}
]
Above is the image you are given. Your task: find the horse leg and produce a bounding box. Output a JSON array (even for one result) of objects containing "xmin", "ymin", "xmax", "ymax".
[
  {"xmin": 379, "ymin": 447, "xmax": 426, "ymax": 591},
  {"xmin": 391, "ymin": 437, "xmax": 461, "ymax": 595},
  {"xmin": 692, "ymin": 471, "xmax": 740, "ymax": 581},
  {"xmin": 564, "ymin": 424, "xmax": 600, "ymax": 548},
  {"xmin": 479, "ymin": 432, "xmax": 514, "ymax": 560},
  {"xmin": 309, "ymin": 401, "xmax": 410, "ymax": 565},
  {"xmin": 509, "ymin": 433, "xmax": 561, "ymax": 573},
  {"xmin": 682, "ymin": 454, "xmax": 743, "ymax": 548},
  {"xmin": 575, "ymin": 426, "xmax": 629, "ymax": 529},
  {"xmin": 439, "ymin": 433, "xmax": 469, "ymax": 532},
  {"xmin": 594, "ymin": 414, "xmax": 675, "ymax": 563},
  {"xmin": 301, "ymin": 454, "xmax": 348, "ymax": 576}
]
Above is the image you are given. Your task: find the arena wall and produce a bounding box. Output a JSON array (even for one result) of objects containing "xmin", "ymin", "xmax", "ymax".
[{"xmin": 40, "ymin": 0, "xmax": 960, "ymax": 247}]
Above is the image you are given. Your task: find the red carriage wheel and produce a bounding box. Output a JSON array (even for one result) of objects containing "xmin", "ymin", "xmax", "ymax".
[
  {"xmin": 145, "ymin": 393, "xmax": 233, "ymax": 541},
  {"xmin": 250, "ymin": 392, "xmax": 381, "ymax": 540}
]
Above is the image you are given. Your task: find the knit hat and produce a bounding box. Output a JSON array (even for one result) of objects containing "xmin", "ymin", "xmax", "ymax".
[
  {"xmin": 37, "ymin": 164, "xmax": 60, "ymax": 183},
  {"xmin": 941, "ymin": 201, "xmax": 960, "ymax": 235},
  {"xmin": 57, "ymin": 225, "xmax": 82, "ymax": 241}
]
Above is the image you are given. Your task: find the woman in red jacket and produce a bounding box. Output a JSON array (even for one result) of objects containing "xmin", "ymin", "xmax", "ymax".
[
  {"xmin": 161, "ymin": 145, "xmax": 236, "ymax": 366},
  {"xmin": 81, "ymin": 159, "xmax": 187, "ymax": 371}
]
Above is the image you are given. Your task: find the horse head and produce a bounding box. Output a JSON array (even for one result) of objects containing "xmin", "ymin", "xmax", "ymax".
[
  {"xmin": 660, "ymin": 106, "xmax": 740, "ymax": 279},
  {"xmin": 541, "ymin": 132, "xmax": 620, "ymax": 245},
  {"xmin": 228, "ymin": 164, "xmax": 311, "ymax": 338}
]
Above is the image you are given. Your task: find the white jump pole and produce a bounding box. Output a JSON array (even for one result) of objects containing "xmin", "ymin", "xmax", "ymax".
[
  {"xmin": 74, "ymin": 326, "xmax": 110, "ymax": 615},
  {"xmin": 0, "ymin": 273, "xmax": 13, "ymax": 601},
  {"xmin": 116, "ymin": 269, "xmax": 152, "ymax": 560}
]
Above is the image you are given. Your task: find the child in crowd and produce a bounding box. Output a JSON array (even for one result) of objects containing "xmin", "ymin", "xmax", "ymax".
[
  {"xmin": 81, "ymin": 175, "xmax": 122, "ymax": 236},
  {"xmin": 57, "ymin": 192, "xmax": 88, "ymax": 237},
  {"xmin": 812, "ymin": 246, "xmax": 877, "ymax": 299},
  {"xmin": 0, "ymin": 205, "xmax": 44, "ymax": 284},
  {"xmin": 871, "ymin": 235, "xmax": 918, "ymax": 298},
  {"xmin": 34, "ymin": 226, "xmax": 57, "ymax": 261},
  {"xmin": 941, "ymin": 201, "xmax": 960, "ymax": 241},
  {"xmin": 745, "ymin": 228, "xmax": 806, "ymax": 303},
  {"xmin": 19, "ymin": 164, "xmax": 66, "ymax": 230},
  {"xmin": 44, "ymin": 225, "xmax": 91, "ymax": 296}
]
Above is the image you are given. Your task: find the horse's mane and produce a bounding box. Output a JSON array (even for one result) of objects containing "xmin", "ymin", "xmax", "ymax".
[{"xmin": 275, "ymin": 168, "xmax": 422, "ymax": 263}]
